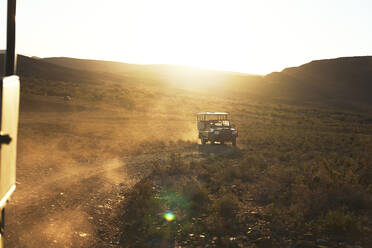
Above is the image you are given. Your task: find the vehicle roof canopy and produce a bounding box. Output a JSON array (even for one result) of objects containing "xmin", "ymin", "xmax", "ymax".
[
  {"xmin": 197, "ymin": 112, "xmax": 229, "ymax": 115},
  {"xmin": 197, "ymin": 112, "xmax": 230, "ymax": 121}
]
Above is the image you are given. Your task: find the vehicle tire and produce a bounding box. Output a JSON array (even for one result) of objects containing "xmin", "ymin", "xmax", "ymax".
[
  {"xmin": 201, "ymin": 138, "xmax": 206, "ymax": 145},
  {"xmin": 232, "ymin": 138, "xmax": 236, "ymax": 146}
]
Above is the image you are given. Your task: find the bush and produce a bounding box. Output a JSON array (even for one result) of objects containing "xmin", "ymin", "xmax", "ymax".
[
  {"xmin": 182, "ymin": 180, "xmax": 211, "ymax": 214},
  {"xmin": 320, "ymin": 207, "xmax": 361, "ymax": 235},
  {"xmin": 216, "ymin": 193, "xmax": 240, "ymax": 219}
]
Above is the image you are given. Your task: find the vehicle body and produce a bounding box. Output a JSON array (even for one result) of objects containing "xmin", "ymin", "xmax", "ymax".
[{"xmin": 197, "ymin": 112, "xmax": 238, "ymax": 146}]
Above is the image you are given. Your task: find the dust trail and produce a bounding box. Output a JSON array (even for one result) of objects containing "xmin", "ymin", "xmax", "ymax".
[
  {"xmin": 9, "ymin": 208, "xmax": 94, "ymax": 248},
  {"xmin": 101, "ymin": 158, "xmax": 138, "ymax": 189},
  {"xmin": 42, "ymin": 208, "xmax": 93, "ymax": 247}
]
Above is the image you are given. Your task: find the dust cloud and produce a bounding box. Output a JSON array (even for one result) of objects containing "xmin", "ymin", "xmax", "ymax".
[{"xmin": 6, "ymin": 77, "xmax": 237, "ymax": 247}]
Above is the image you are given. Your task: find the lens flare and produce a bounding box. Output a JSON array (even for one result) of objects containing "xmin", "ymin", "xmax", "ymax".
[{"xmin": 164, "ymin": 212, "xmax": 175, "ymax": 222}]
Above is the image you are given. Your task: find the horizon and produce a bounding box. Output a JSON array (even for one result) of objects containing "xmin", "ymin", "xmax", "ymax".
[
  {"xmin": 1, "ymin": 0, "xmax": 372, "ymax": 74},
  {"xmin": 14, "ymin": 53, "xmax": 372, "ymax": 76}
]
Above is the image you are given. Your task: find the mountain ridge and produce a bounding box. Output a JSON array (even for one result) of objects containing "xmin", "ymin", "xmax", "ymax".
[
  {"xmin": 1, "ymin": 54, "xmax": 371, "ymax": 110},
  {"xmin": 263, "ymin": 56, "xmax": 372, "ymax": 105}
]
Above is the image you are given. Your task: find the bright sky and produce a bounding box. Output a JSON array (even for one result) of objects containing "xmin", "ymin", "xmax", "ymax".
[{"xmin": 1, "ymin": 0, "xmax": 372, "ymax": 74}]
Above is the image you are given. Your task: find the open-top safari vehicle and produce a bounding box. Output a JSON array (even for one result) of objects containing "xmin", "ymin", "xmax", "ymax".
[{"xmin": 197, "ymin": 112, "xmax": 238, "ymax": 146}]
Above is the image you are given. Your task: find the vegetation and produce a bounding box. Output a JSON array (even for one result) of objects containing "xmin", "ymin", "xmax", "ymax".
[{"xmin": 117, "ymin": 103, "xmax": 372, "ymax": 247}]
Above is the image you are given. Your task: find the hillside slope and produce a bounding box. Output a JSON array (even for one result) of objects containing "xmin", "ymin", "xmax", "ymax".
[
  {"xmin": 44, "ymin": 55, "xmax": 372, "ymax": 109},
  {"xmin": 263, "ymin": 56, "xmax": 372, "ymax": 106},
  {"xmin": 0, "ymin": 55, "xmax": 147, "ymax": 110},
  {"xmin": 2, "ymin": 55, "xmax": 372, "ymax": 110},
  {"xmin": 0, "ymin": 55, "xmax": 134, "ymax": 85},
  {"xmin": 43, "ymin": 57, "xmax": 263, "ymax": 94}
]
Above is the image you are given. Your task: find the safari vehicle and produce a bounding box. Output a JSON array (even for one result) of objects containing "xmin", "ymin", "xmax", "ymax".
[{"xmin": 197, "ymin": 112, "xmax": 238, "ymax": 146}]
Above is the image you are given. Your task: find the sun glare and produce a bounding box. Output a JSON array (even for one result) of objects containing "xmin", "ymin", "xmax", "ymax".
[
  {"xmin": 164, "ymin": 212, "xmax": 175, "ymax": 222},
  {"xmin": 110, "ymin": 0, "xmax": 259, "ymax": 73}
]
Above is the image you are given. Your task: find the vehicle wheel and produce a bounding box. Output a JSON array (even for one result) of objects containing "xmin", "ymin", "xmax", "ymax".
[
  {"xmin": 232, "ymin": 138, "xmax": 236, "ymax": 146},
  {"xmin": 201, "ymin": 138, "xmax": 206, "ymax": 145}
]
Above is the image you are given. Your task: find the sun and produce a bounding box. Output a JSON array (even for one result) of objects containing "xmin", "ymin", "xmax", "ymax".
[{"xmin": 106, "ymin": 0, "xmax": 267, "ymax": 74}]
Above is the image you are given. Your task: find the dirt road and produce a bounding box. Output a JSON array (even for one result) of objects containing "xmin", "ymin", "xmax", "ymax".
[{"xmin": 4, "ymin": 140, "xmax": 223, "ymax": 247}]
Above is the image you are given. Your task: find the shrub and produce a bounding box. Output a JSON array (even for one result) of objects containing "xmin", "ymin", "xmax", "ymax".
[
  {"xmin": 184, "ymin": 182, "xmax": 211, "ymax": 214},
  {"xmin": 215, "ymin": 193, "xmax": 240, "ymax": 219},
  {"xmin": 320, "ymin": 207, "xmax": 361, "ymax": 235}
]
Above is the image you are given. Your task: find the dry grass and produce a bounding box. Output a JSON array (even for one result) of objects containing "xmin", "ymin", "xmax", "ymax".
[{"xmin": 14, "ymin": 73, "xmax": 372, "ymax": 247}]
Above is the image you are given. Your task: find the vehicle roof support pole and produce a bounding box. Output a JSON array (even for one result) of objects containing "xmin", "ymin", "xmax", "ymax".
[{"xmin": 5, "ymin": 0, "xmax": 17, "ymax": 76}]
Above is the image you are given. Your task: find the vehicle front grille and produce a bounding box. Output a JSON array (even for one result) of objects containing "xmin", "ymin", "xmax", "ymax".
[{"xmin": 219, "ymin": 130, "xmax": 232, "ymax": 139}]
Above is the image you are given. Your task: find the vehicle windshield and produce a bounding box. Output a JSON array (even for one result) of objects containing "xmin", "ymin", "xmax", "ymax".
[{"xmin": 211, "ymin": 120, "xmax": 230, "ymax": 127}]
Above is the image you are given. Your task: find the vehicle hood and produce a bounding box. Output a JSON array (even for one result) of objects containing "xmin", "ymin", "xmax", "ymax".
[{"xmin": 212, "ymin": 127, "xmax": 236, "ymax": 131}]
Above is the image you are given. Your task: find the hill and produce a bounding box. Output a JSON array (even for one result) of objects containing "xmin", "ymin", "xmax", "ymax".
[
  {"xmin": 43, "ymin": 57, "xmax": 263, "ymax": 94},
  {"xmin": 0, "ymin": 55, "xmax": 147, "ymax": 110},
  {"xmin": 0, "ymin": 55, "xmax": 137, "ymax": 85},
  {"xmin": 263, "ymin": 56, "xmax": 372, "ymax": 108},
  {"xmin": 2, "ymin": 54, "xmax": 372, "ymax": 111},
  {"xmin": 44, "ymin": 56, "xmax": 372, "ymax": 110}
]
